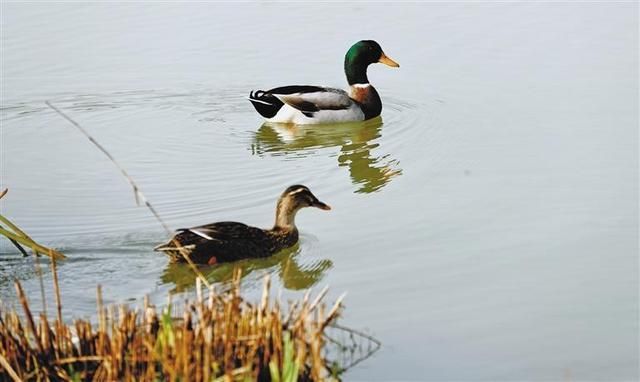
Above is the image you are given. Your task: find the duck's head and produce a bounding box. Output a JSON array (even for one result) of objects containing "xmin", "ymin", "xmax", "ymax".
[
  {"xmin": 275, "ymin": 185, "xmax": 331, "ymax": 229},
  {"xmin": 344, "ymin": 40, "xmax": 399, "ymax": 85}
]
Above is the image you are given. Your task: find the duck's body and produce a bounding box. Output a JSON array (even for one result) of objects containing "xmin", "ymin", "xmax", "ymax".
[
  {"xmin": 249, "ymin": 40, "xmax": 398, "ymax": 125},
  {"xmin": 250, "ymin": 84, "xmax": 380, "ymax": 125},
  {"xmin": 154, "ymin": 222, "xmax": 298, "ymax": 264},
  {"xmin": 154, "ymin": 185, "xmax": 330, "ymax": 265}
]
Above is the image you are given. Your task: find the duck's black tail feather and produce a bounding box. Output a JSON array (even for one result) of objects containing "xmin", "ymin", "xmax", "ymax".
[{"xmin": 248, "ymin": 90, "xmax": 284, "ymax": 118}]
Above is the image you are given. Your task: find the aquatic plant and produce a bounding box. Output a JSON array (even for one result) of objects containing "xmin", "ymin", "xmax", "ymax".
[{"xmin": 0, "ymin": 189, "xmax": 65, "ymax": 260}]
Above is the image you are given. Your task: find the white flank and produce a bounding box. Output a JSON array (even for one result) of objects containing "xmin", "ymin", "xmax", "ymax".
[{"xmin": 267, "ymin": 103, "xmax": 364, "ymax": 124}]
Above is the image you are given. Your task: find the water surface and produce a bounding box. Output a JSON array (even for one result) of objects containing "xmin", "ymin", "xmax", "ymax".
[{"xmin": 1, "ymin": 3, "xmax": 638, "ymax": 380}]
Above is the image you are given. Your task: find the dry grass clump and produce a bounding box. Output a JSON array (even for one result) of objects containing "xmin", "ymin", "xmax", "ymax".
[{"xmin": 0, "ymin": 270, "xmax": 347, "ymax": 381}]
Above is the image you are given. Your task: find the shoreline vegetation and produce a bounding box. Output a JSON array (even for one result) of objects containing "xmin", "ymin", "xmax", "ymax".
[{"xmin": 0, "ymin": 264, "xmax": 372, "ymax": 381}]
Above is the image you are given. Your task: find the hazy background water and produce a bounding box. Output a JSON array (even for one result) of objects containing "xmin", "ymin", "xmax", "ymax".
[{"xmin": 1, "ymin": 2, "xmax": 638, "ymax": 381}]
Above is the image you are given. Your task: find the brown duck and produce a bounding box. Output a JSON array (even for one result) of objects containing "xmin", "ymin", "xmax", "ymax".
[{"xmin": 154, "ymin": 185, "xmax": 331, "ymax": 264}]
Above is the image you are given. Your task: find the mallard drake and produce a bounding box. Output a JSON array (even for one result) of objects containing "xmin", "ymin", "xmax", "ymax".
[
  {"xmin": 249, "ymin": 40, "xmax": 399, "ymax": 125},
  {"xmin": 154, "ymin": 185, "xmax": 330, "ymax": 264}
]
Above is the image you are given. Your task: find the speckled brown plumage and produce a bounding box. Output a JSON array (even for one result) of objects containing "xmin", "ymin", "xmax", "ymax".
[
  {"xmin": 158, "ymin": 223, "xmax": 298, "ymax": 264},
  {"xmin": 154, "ymin": 185, "xmax": 330, "ymax": 265}
]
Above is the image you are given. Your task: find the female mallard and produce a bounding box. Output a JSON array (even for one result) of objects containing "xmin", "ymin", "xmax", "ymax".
[
  {"xmin": 249, "ymin": 40, "xmax": 399, "ymax": 125},
  {"xmin": 154, "ymin": 185, "xmax": 330, "ymax": 264}
]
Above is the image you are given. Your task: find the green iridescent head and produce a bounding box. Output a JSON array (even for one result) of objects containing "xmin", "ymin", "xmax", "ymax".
[{"xmin": 344, "ymin": 40, "xmax": 399, "ymax": 85}]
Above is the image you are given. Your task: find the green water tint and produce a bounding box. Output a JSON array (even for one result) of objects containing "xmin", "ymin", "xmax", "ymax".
[
  {"xmin": 252, "ymin": 117, "xmax": 402, "ymax": 193},
  {"xmin": 161, "ymin": 244, "xmax": 333, "ymax": 293}
]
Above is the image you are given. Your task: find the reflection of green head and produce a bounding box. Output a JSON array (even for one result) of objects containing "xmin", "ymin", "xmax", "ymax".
[
  {"xmin": 344, "ymin": 40, "xmax": 399, "ymax": 85},
  {"xmin": 253, "ymin": 117, "xmax": 401, "ymax": 194}
]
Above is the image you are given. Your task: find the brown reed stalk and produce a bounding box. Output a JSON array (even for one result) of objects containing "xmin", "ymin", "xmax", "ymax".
[{"xmin": 50, "ymin": 252, "xmax": 63, "ymax": 325}]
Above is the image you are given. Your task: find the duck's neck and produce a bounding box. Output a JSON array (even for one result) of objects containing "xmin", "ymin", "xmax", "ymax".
[
  {"xmin": 345, "ymin": 60, "xmax": 370, "ymax": 86},
  {"xmin": 345, "ymin": 60, "xmax": 382, "ymax": 119},
  {"xmin": 273, "ymin": 199, "xmax": 298, "ymax": 231}
]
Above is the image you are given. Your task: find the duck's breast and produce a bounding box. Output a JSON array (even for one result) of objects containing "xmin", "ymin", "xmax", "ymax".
[{"xmin": 349, "ymin": 84, "xmax": 382, "ymax": 120}]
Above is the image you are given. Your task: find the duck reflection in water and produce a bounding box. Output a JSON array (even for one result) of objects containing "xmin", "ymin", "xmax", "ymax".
[
  {"xmin": 251, "ymin": 117, "xmax": 402, "ymax": 193},
  {"xmin": 161, "ymin": 243, "xmax": 332, "ymax": 293}
]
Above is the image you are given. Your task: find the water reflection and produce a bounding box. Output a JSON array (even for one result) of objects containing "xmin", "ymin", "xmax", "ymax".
[
  {"xmin": 251, "ymin": 117, "xmax": 402, "ymax": 193},
  {"xmin": 161, "ymin": 244, "xmax": 332, "ymax": 292}
]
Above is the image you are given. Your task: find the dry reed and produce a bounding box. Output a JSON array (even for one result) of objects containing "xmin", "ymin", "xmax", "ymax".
[{"xmin": 0, "ymin": 267, "xmax": 351, "ymax": 381}]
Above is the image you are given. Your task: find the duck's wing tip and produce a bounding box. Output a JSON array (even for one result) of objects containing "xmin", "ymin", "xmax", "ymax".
[{"xmin": 248, "ymin": 90, "xmax": 283, "ymax": 118}]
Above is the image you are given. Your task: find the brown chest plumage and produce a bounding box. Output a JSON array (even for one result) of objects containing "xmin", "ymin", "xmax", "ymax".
[
  {"xmin": 349, "ymin": 85, "xmax": 372, "ymax": 103},
  {"xmin": 349, "ymin": 85, "xmax": 382, "ymax": 120}
]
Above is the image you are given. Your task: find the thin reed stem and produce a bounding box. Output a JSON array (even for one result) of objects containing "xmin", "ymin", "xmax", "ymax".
[{"xmin": 45, "ymin": 101, "xmax": 209, "ymax": 287}]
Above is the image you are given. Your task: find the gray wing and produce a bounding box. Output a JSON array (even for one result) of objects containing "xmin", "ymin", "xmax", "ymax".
[{"xmin": 273, "ymin": 87, "xmax": 354, "ymax": 114}]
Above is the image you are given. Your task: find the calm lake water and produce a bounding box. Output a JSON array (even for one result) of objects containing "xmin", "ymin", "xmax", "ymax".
[{"xmin": 1, "ymin": 3, "xmax": 638, "ymax": 381}]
